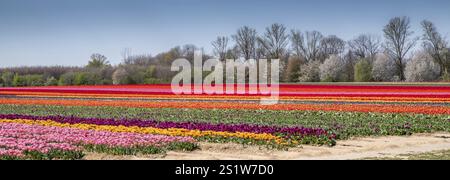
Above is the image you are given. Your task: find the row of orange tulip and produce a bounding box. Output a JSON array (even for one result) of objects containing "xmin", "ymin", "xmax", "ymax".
[{"xmin": 1, "ymin": 98, "xmax": 449, "ymax": 115}]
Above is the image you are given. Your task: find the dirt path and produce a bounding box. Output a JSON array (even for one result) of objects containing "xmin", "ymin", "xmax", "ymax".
[{"xmin": 84, "ymin": 132, "xmax": 450, "ymax": 160}]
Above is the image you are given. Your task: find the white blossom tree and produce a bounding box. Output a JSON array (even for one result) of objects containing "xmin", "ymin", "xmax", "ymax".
[
  {"xmin": 319, "ymin": 55, "xmax": 346, "ymax": 82},
  {"xmin": 405, "ymin": 51, "xmax": 440, "ymax": 82},
  {"xmin": 372, "ymin": 53, "xmax": 398, "ymax": 81}
]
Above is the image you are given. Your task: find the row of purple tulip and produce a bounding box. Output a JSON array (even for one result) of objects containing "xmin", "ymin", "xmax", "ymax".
[{"xmin": 0, "ymin": 114, "xmax": 332, "ymax": 137}]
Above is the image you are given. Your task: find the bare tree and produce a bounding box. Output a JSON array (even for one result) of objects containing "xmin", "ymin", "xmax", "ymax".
[
  {"xmin": 421, "ymin": 20, "xmax": 449, "ymax": 76},
  {"xmin": 211, "ymin": 36, "xmax": 229, "ymax": 61},
  {"xmin": 257, "ymin": 23, "xmax": 289, "ymax": 59},
  {"xmin": 182, "ymin": 44, "xmax": 198, "ymax": 60},
  {"xmin": 232, "ymin": 26, "xmax": 257, "ymax": 60},
  {"xmin": 225, "ymin": 45, "xmax": 240, "ymax": 60},
  {"xmin": 124, "ymin": 55, "xmax": 154, "ymax": 66},
  {"xmin": 290, "ymin": 30, "xmax": 304, "ymax": 59},
  {"xmin": 348, "ymin": 34, "xmax": 381, "ymax": 62},
  {"xmin": 320, "ymin": 35, "xmax": 345, "ymax": 58},
  {"xmin": 256, "ymin": 41, "xmax": 268, "ymax": 60},
  {"xmin": 121, "ymin": 48, "xmax": 132, "ymax": 64},
  {"xmin": 290, "ymin": 30, "xmax": 323, "ymax": 62},
  {"xmin": 383, "ymin": 16, "xmax": 418, "ymax": 80}
]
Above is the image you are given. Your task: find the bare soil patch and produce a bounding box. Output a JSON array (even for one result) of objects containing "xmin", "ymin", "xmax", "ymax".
[{"xmin": 84, "ymin": 132, "xmax": 450, "ymax": 160}]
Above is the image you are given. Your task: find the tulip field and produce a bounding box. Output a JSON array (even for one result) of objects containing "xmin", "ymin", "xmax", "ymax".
[{"xmin": 1, "ymin": 84, "xmax": 450, "ymax": 160}]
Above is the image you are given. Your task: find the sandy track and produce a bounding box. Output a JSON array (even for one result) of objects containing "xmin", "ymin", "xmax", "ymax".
[{"xmin": 84, "ymin": 133, "xmax": 450, "ymax": 160}]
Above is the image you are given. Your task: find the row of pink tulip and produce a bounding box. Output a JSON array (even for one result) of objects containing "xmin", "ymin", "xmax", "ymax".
[{"xmin": 0, "ymin": 122, "xmax": 196, "ymax": 158}]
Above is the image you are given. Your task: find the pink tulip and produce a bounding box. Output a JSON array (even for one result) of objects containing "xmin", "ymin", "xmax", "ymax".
[{"xmin": 0, "ymin": 123, "xmax": 195, "ymax": 157}]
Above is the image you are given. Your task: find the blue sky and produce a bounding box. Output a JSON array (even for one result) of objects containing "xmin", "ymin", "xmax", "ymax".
[{"xmin": 1, "ymin": 0, "xmax": 449, "ymax": 67}]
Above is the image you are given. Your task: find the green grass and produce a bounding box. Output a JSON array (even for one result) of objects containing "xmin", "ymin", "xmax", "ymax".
[
  {"xmin": 0, "ymin": 150, "xmax": 85, "ymax": 160},
  {"xmin": 1, "ymin": 104, "xmax": 449, "ymax": 140},
  {"xmin": 82, "ymin": 142, "xmax": 198, "ymax": 156}
]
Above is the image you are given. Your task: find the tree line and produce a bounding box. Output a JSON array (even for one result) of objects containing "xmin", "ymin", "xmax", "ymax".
[{"xmin": 1, "ymin": 16, "xmax": 449, "ymax": 87}]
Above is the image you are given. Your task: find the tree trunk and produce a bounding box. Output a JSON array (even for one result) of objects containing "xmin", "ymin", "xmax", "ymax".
[
  {"xmin": 397, "ymin": 58, "xmax": 405, "ymax": 81},
  {"xmin": 399, "ymin": 67, "xmax": 405, "ymax": 81}
]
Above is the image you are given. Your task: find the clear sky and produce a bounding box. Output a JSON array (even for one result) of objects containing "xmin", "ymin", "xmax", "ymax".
[{"xmin": 1, "ymin": 0, "xmax": 449, "ymax": 67}]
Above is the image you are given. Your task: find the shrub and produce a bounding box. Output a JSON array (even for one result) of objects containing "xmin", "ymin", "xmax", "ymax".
[
  {"xmin": 145, "ymin": 65, "xmax": 157, "ymax": 79},
  {"xmin": 26, "ymin": 75, "xmax": 45, "ymax": 86},
  {"xmin": 12, "ymin": 74, "xmax": 46, "ymax": 87},
  {"xmin": 442, "ymin": 71, "xmax": 450, "ymax": 81},
  {"xmin": 1, "ymin": 71, "xmax": 14, "ymax": 87},
  {"xmin": 88, "ymin": 66, "xmax": 114, "ymax": 85},
  {"xmin": 12, "ymin": 74, "xmax": 27, "ymax": 87},
  {"xmin": 144, "ymin": 78, "xmax": 164, "ymax": 84},
  {"xmin": 58, "ymin": 72, "xmax": 77, "ymax": 85},
  {"xmin": 284, "ymin": 57, "xmax": 302, "ymax": 82},
  {"xmin": 124, "ymin": 65, "xmax": 147, "ymax": 84},
  {"xmin": 90, "ymin": 71, "xmax": 108, "ymax": 85},
  {"xmin": 100, "ymin": 79, "xmax": 113, "ymax": 85},
  {"xmin": 0, "ymin": 66, "xmax": 82, "ymax": 79},
  {"xmin": 112, "ymin": 68, "xmax": 129, "ymax": 85},
  {"xmin": 354, "ymin": 59, "xmax": 372, "ymax": 82},
  {"xmin": 74, "ymin": 72, "xmax": 90, "ymax": 85},
  {"xmin": 45, "ymin": 77, "xmax": 59, "ymax": 86}
]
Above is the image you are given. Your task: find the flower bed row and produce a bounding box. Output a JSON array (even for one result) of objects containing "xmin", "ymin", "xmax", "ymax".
[
  {"xmin": 0, "ymin": 120, "xmax": 197, "ymax": 160},
  {"xmin": 0, "ymin": 114, "xmax": 336, "ymax": 147},
  {"xmin": 2, "ymin": 84, "xmax": 450, "ymax": 95},
  {"xmin": 1, "ymin": 98, "xmax": 450, "ymax": 114},
  {"xmin": 2, "ymin": 104, "xmax": 448, "ymax": 140},
  {"xmin": 3, "ymin": 91, "xmax": 450, "ymax": 103},
  {"xmin": 0, "ymin": 114, "xmax": 335, "ymax": 158},
  {"xmin": 0, "ymin": 114, "xmax": 330, "ymax": 138}
]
